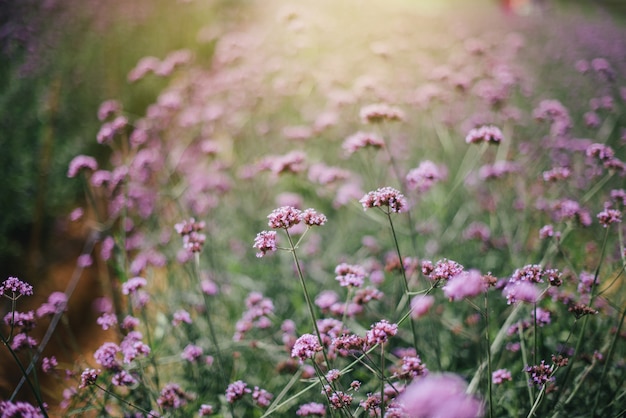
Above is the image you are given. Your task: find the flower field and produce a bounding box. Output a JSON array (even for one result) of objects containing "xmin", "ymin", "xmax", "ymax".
[{"xmin": 1, "ymin": 0, "xmax": 626, "ymax": 416}]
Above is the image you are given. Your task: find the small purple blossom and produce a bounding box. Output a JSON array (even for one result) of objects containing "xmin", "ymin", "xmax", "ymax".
[
  {"xmin": 504, "ymin": 281, "xmax": 540, "ymax": 304},
  {"xmin": 157, "ymin": 383, "xmax": 193, "ymax": 409},
  {"xmin": 406, "ymin": 161, "xmax": 448, "ymax": 193},
  {"xmin": 410, "ymin": 295, "xmax": 435, "ymax": 319},
  {"xmin": 334, "ymin": 263, "xmax": 367, "ymax": 288},
  {"xmin": 360, "ymin": 187, "xmax": 407, "ymax": 213},
  {"xmin": 198, "ymin": 404, "xmax": 214, "ymax": 416},
  {"xmin": 301, "ymin": 208, "xmax": 327, "ymax": 227},
  {"xmin": 525, "ymin": 360, "xmax": 554, "ymax": 387},
  {"xmin": 10, "ymin": 333, "xmax": 37, "ymax": 351},
  {"xmin": 365, "ymin": 319, "xmax": 398, "ymax": 347},
  {"xmin": 253, "ymin": 230, "xmax": 278, "ymax": 258},
  {"xmin": 342, "ymin": 131, "xmax": 385, "ymax": 155},
  {"xmin": 225, "ymin": 380, "xmax": 251, "ymax": 403},
  {"xmin": 292, "ymin": 333, "xmax": 322, "ymax": 362},
  {"xmin": 465, "ymin": 125, "xmax": 503, "ymax": 144},
  {"xmin": 0, "ymin": 277, "xmax": 33, "ymax": 299},
  {"xmin": 492, "ymin": 369, "xmax": 512, "ymax": 384},
  {"xmin": 122, "ymin": 277, "xmax": 147, "ymax": 295},
  {"xmin": 597, "ymin": 208, "xmax": 621, "ymax": 227},
  {"xmin": 94, "ymin": 342, "xmax": 121, "ymax": 370},
  {"xmin": 67, "ymin": 155, "xmax": 98, "ymax": 178},
  {"xmin": 252, "ymin": 386, "xmax": 273, "ymax": 408},
  {"xmin": 96, "ymin": 313, "xmax": 118, "ymax": 330},
  {"xmin": 79, "ymin": 368, "xmax": 100, "ymax": 388},
  {"xmin": 397, "ymin": 373, "xmax": 483, "ymax": 418},
  {"xmin": 172, "ymin": 310, "xmax": 192, "ymax": 326},
  {"xmin": 296, "ymin": 402, "xmax": 326, "ymax": 416},
  {"xmin": 181, "ymin": 344, "xmax": 203, "ymax": 362},
  {"xmin": 41, "ymin": 356, "xmax": 58, "ymax": 374},
  {"xmin": 443, "ymin": 270, "xmax": 486, "ymax": 301},
  {"xmin": 268, "ymin": 206, "xmax": 302, "ymax": 229},
  {"xmin": 359, "ymin": 103, "xmax": 405, "ymax": 123}
]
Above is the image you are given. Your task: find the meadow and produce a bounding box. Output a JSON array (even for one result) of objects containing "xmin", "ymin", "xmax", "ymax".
[{"xmin": 1, "ymin": 0, "xmax": 625, "ymax": 416}]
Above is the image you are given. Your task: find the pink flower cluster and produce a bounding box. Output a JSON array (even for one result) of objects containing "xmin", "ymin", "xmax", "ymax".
[
  {"xmin": 359, "ymin": 187, "xmax": 407, "ymax": 213},
  {"xmin": 465, "ymin": 125, "xmax": 503, "ymax": 144}
]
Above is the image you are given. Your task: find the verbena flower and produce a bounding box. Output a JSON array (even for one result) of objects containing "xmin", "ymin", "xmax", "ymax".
[
  {"xmin": 291, "ymin": 333, "xmax": 322, "ymax": 362},
  {"xmin": 410, "ymin": 295, "xmax": 435, "ymax": 319},
  {"xmin": 443, "ymin": 270, "xmax": 486, "ymax": 301},
  {"xmin": 334, "ymin": 263, "xmax": 367, "ymax": 288},
  {"xmin": 252, "ymin": 386, "xmax": 273, "ymax": 408},
  {"xmin": 67, "ymin": 155, "xmax": 98, "ymax": 178},
  {"xmin": 268, "ymin": 206, "xmax": 302, "ymax": 229},
  {"xmin": 79, "ymin": 368, "xmax": 101, "ymax": 388},
  {"xmin": 597, "ymin": 208, "xmax": 621, "ymax": 227},
  {"xmin": 365, "ymin": 319, "xmax": 398, "ymax": 347},
  {"xmin": 397, "ymin": 373, "xmax": 483, "ymax": 418},
  {"xmin": 359, "ymin": 187, "xmax": 407, "ymax": 213},
  {"xmin": 122, "ymin": 277, "xmax": 147, "ymax": 295},
  {"xmin": 405, "ymin": 161, "xmax": 448, "ymax": 192},
  {"xmin": 525, "ymin": 361, "xmax": 554, "ymax": 387},
  {"xmin": 492, "ymin": 369, "xmax": 512, "ymax": 384},
  {"xmin": 253, "ymin": 230, "xmax": 278, "ymax": 258},
  {"xmin": 158, "ymin": 383, "xmax": 193, "ymax": 409},
  {"xmin": 342, "ymin": 131, "xmax": 385, "ymax": 155},
  {"xmin": 465, "ymin": 125, "xmax": 503, "ymax": 144},
  {"xmin": 359, "ymin": 103, "xmax": 405, "ymax": 123},
  {"xmin": 225, "ymin": 380, "xmax": 251, "ymax": 403},
  {"xmin": 0, "ymin": 277, "xmax": 33, "ymax": 299},
  {"xmin": 296, "ymin": 402, "xmax": 326, "ymax": 416}
]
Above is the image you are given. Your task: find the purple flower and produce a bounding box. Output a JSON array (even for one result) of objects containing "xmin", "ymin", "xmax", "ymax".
[
  {"xmin": 359, "ymin": 103, "xmax": 405, "ymax": 123},
  {"xmin": 96, "ymin": 313, "xmax": 118, "ymax": 330},
  {"xmin": 296, "ymin": 402, "xmax": 326, "ymax": 416},
  {"xmin": 112, "ymin": 370, "xmax": 138, "ymax": 387},
  {"xmin": 465, "ymin": 125, "xmax": 503, "ymax": 144},
  {"xmin": 10, "ymin": 333, "xmax": 37, "ymax": 351},
  {"xmin": 94, "ymin": 342, "xmax": 121, "ymax": 370},
  {"xmin": 443, "ymin": 270, "xmax": 486, "ymax": 301},
  {"xmin": 157, "ymin": 383, "xmax": 192, "ymax": 409},
  {"xmin": 597, "ymin": 208, "xmax": 621, "ymax": 227},
  {"xmin": 365, "ymin": 319, "xmax": 397, "ymax": 347},
  {"xmin": 41, "ymin": 356, "xmax": 58, "ymax": 374},
  {"xmin": 525, "ymin": 360, "xmax": 554, "ymax": 387},
  {"xmin": 268, "ymin": 206, "xmax": 302, "ymax": 229},
  {"xmin": 427, "ymin": 259, "xmax": 464, "ymax": 282},
  {"xmin": 301, "ymin": 208, "xmax": 327, "ymax": 227},
  {"xmin": 172, "ymin": 310, "xmax": 192, "ymax": 326},
  {"xmin": 334, "ymin": 263, "xmax": 367, "ymax": 288},
  {"xmin": 360, "ymin": 187, "xmax": 408, "ymax": 213},
  {"xmin": 0, "ymin": 277, "xmax": 33, "ymax": 299},
  {"xmin": 252, "ymin": 386, "xmax": 273, "ymax": 408},
  {"xmin": 253, "ymin": 230, "xmax": 278, "ymax": 258},
  {"xmin": 199, "ymin": 404, "xmax": 214, "ymax": 416},
  {"xmin": 3, "ymin": 310, "xmax": 36, "ymax": 331},
  {"xmin": 396, "ymin": 355, "xmax": 428, "ymax": 380},
  {"xmin": 492, "ymin": 369, "xmax": 512, "ymax": 384},
  {"xmin": 406, "ymin": 161, "xmax": 448, "ymax": 193},
  {"xmin": 79, "ymin": 368, "xmax": 100, "ymax": 388},
  {"xmin": 67, "ymin": 155, "xmax": 98, "ymax": 178},
  {"xmin": 225, "ymin": 380, "xmax": 251, "ymax": 403},
  {"xmin": 503, "ymin": 281, "xmax": 540, "ymax": 304},
  {"xmin": 342, "ymin": 131, "xmax": 385, "ymax": 155},
  {"xmin": 122, "ymin": 277, "xmax": 148, "ymax": 295},
  {"xmin": 291, "ymin": 334, "xmax": 322, "ymax": 362},
  {"xmin": 0, "ymin": 401, "xmax": 46, "ymax": 417},
  {"xmin": 181, "ymin": 344, "xmax": 203, "ymax": 362},
  {"xmin": 410, "ymin": 295, "xmax": 435, "ymax": 319},
  {"xmin": 397, "ymin": 373, "xmax": 483, "ymax": 418}
]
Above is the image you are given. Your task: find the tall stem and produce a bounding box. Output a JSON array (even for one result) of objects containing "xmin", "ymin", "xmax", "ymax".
[{"xmin": 386, "ymin": 212, "xmax": 419, "ymax": 351}]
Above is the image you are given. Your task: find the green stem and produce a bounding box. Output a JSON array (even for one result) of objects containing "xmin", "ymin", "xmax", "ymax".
[
  {"xmin": 0, "ymin": 333, "xmax": 49, "ymax": 417},
  {"xmin": 485, "ymin": 293, "xmax": 493, "ymax": 418}
]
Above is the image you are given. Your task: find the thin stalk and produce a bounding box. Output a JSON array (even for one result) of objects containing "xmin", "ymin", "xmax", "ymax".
[
  {"xmin": 0, "ymin": 333, "xmax": 49, "ymax": 417},
  {"xmin": 485, "ymin": 293, "xmax": 493, "ymax": 418},
  {"xmin": 386, "ymin": 212, "xmax": 419, "ymax": 351},
  {"xmin": 553, "ymin": 227, "xmax": 610, "ymax": 408},
  {"xmin": 380, "ymin": 345, "xmax": 386, "ymax": 417},
  {"xmin": 285, "ymin": 230, "xmax": 330, "ymax": 369},
  {"xmin": 519, "ymin": 323, "xmax": 535, "ymax": 406},
  {"xmin": 591, "ymin": 304, "xmax": 626, "ymax": 416},
  {"xmin": 94, "ymin": 383, "xmax": 158, "ymax": 417}
]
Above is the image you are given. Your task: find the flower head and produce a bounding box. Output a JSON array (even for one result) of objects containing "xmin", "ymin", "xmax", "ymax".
[
  {"xmin": 465, "ymin": 125, "xmax": 503, "ymax": 144},
  {"xmin": 79, "ymin": 368, "xmax": 101, "ymax": 388},
  {"xmin": 360, "ymin": 187, "xmax": 407, "ymax": 213},
  {"xmin": 225, "ymin": 380, "xmax": 251, "ymax": 403},
  {"xmin": 0, "ymin": 277, "xmax": 33, "ymax": 299},
  {"xmin": 253, "ymin": 230, "xmax": 277, "ymax": 258},
  {"xmin": 67, "ymin": 155, "xmax": 98, "ymax": 178},
  {"xmin": 291, "ymin": 333, "xmax": 322, "ymax": 362},
  {"xmin": 268, "ymin": 206, "xmax": 302, "ymax": 229},
  {"xmin": 359, "ymin": 103, "xmax": 405, "ymax": 123},
  {"xmin": 396, "ymin": 373, "xmax": 483, "ymax": 418}
]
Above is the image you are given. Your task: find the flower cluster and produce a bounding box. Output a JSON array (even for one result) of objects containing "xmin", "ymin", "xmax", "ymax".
[
  {"xmin": 359, "ymin": 187, "xmax": 407, "ymax": 213},
  {"xmin": 465, "ymin": 125, "xmax": 503, "ymax": 144},
  {"xmin": 175, "ymin": 217, "xmax": 206, "ymax": 253}
]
